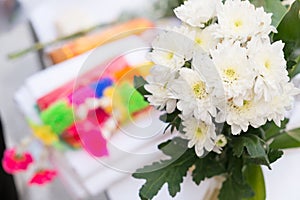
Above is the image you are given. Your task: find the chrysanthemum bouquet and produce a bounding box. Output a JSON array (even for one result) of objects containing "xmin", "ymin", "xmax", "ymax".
[{"xmin": 133, "ymin": 0, "xmax": 300, "ymax": 199}]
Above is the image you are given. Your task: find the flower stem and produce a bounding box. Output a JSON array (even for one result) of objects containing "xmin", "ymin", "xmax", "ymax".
[{"xmin": 7, "ymin": 21, "xmax": 116, "ymax": 59}]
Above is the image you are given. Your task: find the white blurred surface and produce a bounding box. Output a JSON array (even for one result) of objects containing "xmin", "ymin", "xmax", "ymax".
[{"xmin": 22, "ymin": 0, "xmax": 152, "ymax": 42}]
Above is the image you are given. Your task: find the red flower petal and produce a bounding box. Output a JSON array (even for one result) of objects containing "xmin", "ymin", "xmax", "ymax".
[
  {"xmin": 28, "ymin": 169, "xmax": 57, "ymax": 186},
  {"xmin": 2, "ymin": 148, "xmax": 33, "ymax": 174}
]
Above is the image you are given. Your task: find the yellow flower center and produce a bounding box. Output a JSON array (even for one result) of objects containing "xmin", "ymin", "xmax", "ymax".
[
  {"xmin": 234, "ymin": 20, "xmax": 243, "ymax": 28},
  {"xmin": 195, "ymin": 37, "xmax": 203, "ymax": 45},
  {"xmin": 195, "ymin": 122, "xmax": 208, "ymax": 139},
  {"xmin": 192, "ymin": 81, "xmax": 207, "ymax": 99},
  {"xmin": 195, "ymin": 127, "xmax": 204, "ymax": 139},
  {"xmin": 160, "ymin": 83, "xmax": 168, "ymax": 91},
  {"xmin": 243, "ymin": 100, "xmax": 250, "ymax": 107},
  {"xmin": 223, "ymin": 68, "xmax": 238, "ymax": 83},
  {"xmin": 229, "ymin": 99, "xmax": 252, "ymax": 113},
  {"xmin": 165, "ymin": 52, "xmax": 174, "ymax": 60},
  {"xmin": 224, "ymin": 68, "xmax": 236, "ymax": 78},
  {"xmin": 264, "ymin": 60, "xmax": 271, "ymax": 69}
]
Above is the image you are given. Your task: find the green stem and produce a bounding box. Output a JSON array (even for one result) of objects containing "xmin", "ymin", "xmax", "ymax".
[{"xmin": 259, "ymin": 127, "xmax": 266, "ymax": 140}]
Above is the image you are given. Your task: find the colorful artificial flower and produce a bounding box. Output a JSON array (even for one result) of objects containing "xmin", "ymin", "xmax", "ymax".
[
  {"xmin": 62, "ymin": 124, "xmax": 82, "ymax": 148},
  {"xmin": 41, "ymin": 100, "xmax": 75, "ymax": 134},
  {"xmin": 30, "ymin": 124, "xmax": 58, "ymax": 145},
  {"xmin": 28, "ymin": 169, "xmax": 57, "ymax": 185},
  {"xmin": 2, "ymin": 148, "xmax": 33, "ymax": 174},
  {"xmin": 75, "ymin": 119, "xmax": 109, "ymax": 157}
]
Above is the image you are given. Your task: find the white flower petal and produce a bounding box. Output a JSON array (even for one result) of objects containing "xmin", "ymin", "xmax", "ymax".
[{"xmin": 174, "ymin": 0, "xmax": 221, "ymax": 28}]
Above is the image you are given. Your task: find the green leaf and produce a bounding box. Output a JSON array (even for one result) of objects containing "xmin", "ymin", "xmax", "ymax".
[
  {"xmin": 159, "ymin": 109, "xmax": 180, "ymax": 123},
  {"xmin": 220, "ymin": 177, "xmax": 254, "ymax": 200},
  {"xmin": 270, "ymin": 134, "xmax": 300, "ymax": 149},
  {"xmin": 268, "ymin": 148, "xmax": 283, "ymax": 163},
  {"xmin": 270, "ymin": 128, "xmax": 300, "ymax": 149},
  {"xmin": 273, "ymin": 0, "xmax": 300, "ymax": 42},
  {"xmin": 282, "ymin": 41, "xmax": 300, "ymax": 67},
  {"xmin": 133, "ymin": 76, "xmax": 150, "ymax": 98},
  {"xmin": 192, "ymin": 153, "xmax": 226, "ymax": 185},
  {"xmin": 158, "ymin": 137, "xmax": 188, "ymax": 157},
  {"xmin": 287, "ymin": 127, "xmax": 300, "ymax": 141},
  {"xmin": 243, "ymin": 156, "xmax": 269, "ymax": 168},
  {"xmin": 159, "ymin": 109, "xmax": 182, "ymax": 133},
  {"xmin": 133, "ymin": 139, "xmax": 195, "ymax": 199},
  {"xmin": 232, "ymin": 134, "xmax": 270, "ymax": 167},
  {"xmin": 289, "ymin": 60, "xmax": 300, "ymax": 78},
  {"xmin": 262, "ymin": 119, "xmax": 288, "ymax": 140},
  {"xmin": 232, "ymin": 135, "xmax": 267, "ymax": 158},
  {"xmin": 273, "ymin": 0, "xmax": 300, "ymax": 78},
  {"xmin": 243, "ymin": 165, "xmax": 266, "ymax": 200},
  {"xmin": 219, "ymin": 155, "xmax": 254, "ymax": 200}
]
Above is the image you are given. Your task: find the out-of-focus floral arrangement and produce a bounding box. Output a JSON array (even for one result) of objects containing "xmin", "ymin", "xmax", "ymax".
[
  {"xmin": 2, "ymin": 143, "xmax": 57, "ymax": 186},
  {"xmin": 133, "ymin": 0, "xmax": 300, "ymax": 199},
  {"xmin": 2, "ymin": 56, "xmax": 152, "ymax": 185}
]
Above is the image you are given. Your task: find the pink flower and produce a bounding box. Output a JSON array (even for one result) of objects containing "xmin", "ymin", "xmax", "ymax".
[
  {"xmin": 28, "ymin": 169, "xmax": 57, "ymax": 185},
  {"xmin": 2, "ymin": 148, "xmax": 33, "ymax": 174}
]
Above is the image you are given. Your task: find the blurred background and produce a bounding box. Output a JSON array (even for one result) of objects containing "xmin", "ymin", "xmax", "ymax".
[{"xmin": 0, "ymin": 0, "xmax": 182, "ymax": 200}]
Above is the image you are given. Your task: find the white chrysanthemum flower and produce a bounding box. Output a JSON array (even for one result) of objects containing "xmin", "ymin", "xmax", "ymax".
[
  {"xmin": 167, "ymin": 24, "xmax": 196, "ymax": 41},
  {"xmin": 217, "ymin": 98, "xmax": 267, "ymax": 135},
  {"xmin": 213, "ymin": 134, "xmax": 227, "ymax": 154},
  {"xmin": 255, "ymin": 7, "xmax": 277, "ymax": 37},
  {"xmin": 215, "ymin": 134, "xmax": 227, "ymax": 147},
  {"xmin": 181, "ymin": 116, "xmax": 217, "ymax": 157},
  {"xmin": 216, "ymin": 0, "xmax": 257, "ymax": 41},
  {"xmin": 215, "ymin": 0, "xmax": 276, "ymax": 42},
  {"xmin": 145, "ymin": 66, "xmax": 177, "ymax": 113},
  {"xmin": 174, "ymin": 0, "xmax": 221, "ymax": 28},
  {"xmin": 193, "ymin": 25, "xmax": 219, "ymax": 52},
  {"xmin": 172, "ymin": 66, "xmax": 217, "ymax": 123},
  {"xmin": 149, "ymin": 30, "xmax": 194, "ymax": 70},
  {"xmin": 169, "ymin": 24, "xmax": 219, "ymax": 53},
  {"xmin": 210, "ymin": 42, "xmax": 255, "ymax": 106},
  {"xmin": 267, "ymin": 82, "xmax": 300, "ymax": 126},
  {"xmin": 192, "ymin": 48, "xmax": 223, "ymax": 92},
  {"xmin": 248, "ymin": 39, "xmax": 289, "ymax": 101}
]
